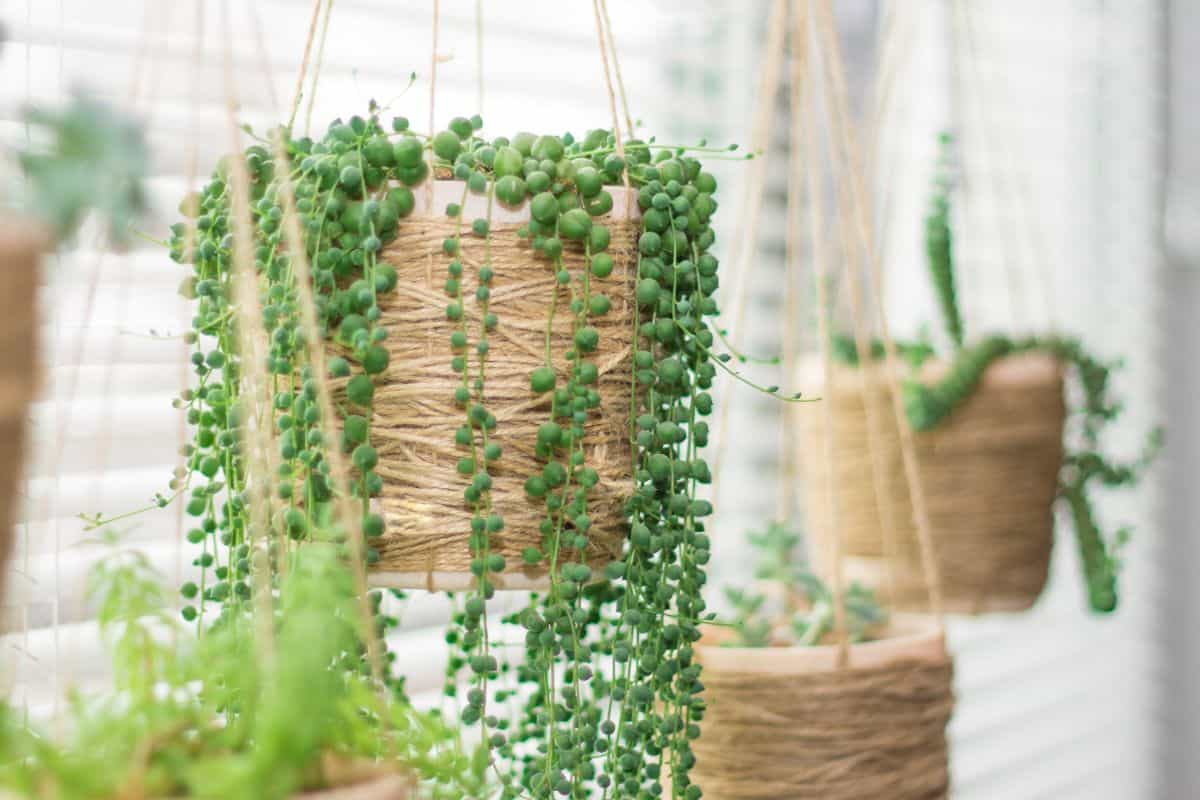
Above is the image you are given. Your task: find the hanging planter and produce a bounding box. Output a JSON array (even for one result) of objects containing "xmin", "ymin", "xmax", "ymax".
[
  {"xmin": 800, "ymin": 351, "xmax": 1065, "ymax": 612},
  {"xmin": 151, "ymin": 104, "xmax": 729, "ymax": 797},
  {"xmin": 360, "ymin": 177, "xmax": 640, "ymax": 590},
  {"xmin": 799, "ymin": 135, "xmax": 1159, "ymax": 615},
  {"xmin": 695, "ymin": 525, "xmax": 954, "ymax": 800}
]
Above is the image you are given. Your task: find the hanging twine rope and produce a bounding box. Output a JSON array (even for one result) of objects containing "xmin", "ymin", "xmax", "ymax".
[
  {"xmin": 708, "ymin": 0, "xmax": 789, "ymax": 503},
  {"xmin": 219, "ymin": 0, "xmax": 281, "ymax": 664},
  {"xmin": 787, "ymin": 0, "xmax": 855, "ymax": 663},
  {"xmin": 801, "ymin": 0, "xmax": 908, "ymax": 625},
  {"xmin": 427, "ymin": 0, "xmax": 440, "ymax": 209},
  {"xmin": 591, "ymin": 0, "xmax": 630, "ymax": 188},
  {"xmin": 287, "ymin": 0, "xmax": 324, "ymax": 130},
  {"xmin": 304, "ymin": 0, "xmax": 335, "ymax": 136},
  {"xmin": 812, "ymin": 0, "xmax": 945, "ymax": 619},
  {"xmin": 953, "ymin": 0, "xmax": 1057, "ymax": 333},
  {"xmin": 778, "ymin": 29, "xmax": 804, "ymax": 525},
  {"xmin": 216, "ymin": 0, "xmax": 388, "ymax": 685},
  {"xmin": 475, "ymin": 0, "xmax": 484, "ymax": 114},
  {"xmin": 599, "ymin": 0, "xmax": 635, "ymax": 136}
]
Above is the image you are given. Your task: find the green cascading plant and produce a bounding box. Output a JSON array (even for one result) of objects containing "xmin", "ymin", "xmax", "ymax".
[
  {"xmin": 74, "ymin": 101, "xmax": 761, "ymax": 798},
  {"xmin": 833, "ymin": 133, "xmax": 1161, "ymax": 614}
]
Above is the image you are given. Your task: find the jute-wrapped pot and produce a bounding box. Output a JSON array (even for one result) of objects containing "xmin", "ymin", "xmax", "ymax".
[
  {"xmin": 0, "ymin": 221, "xmax": 45, "ymax": 601},
  {"xmin": 361, "ymin": 181, "xmax": 639, "ymax": 590},
  {"xmin": 799, "ymin": 353, "xmax": 1065, "ymax": 612},
  {"xmin": 693, "ymin": 618, "xmax": 954, "ymax": 800}
]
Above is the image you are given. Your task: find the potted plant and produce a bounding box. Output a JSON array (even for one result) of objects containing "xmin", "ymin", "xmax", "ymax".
[
  {"xmin": 693, "ymin": 523, "xmax": 954, "ymax": 800},
  {"xmin": 0, "ymin": 91, "xmax": 148, "ymax": 598},
  {"xmin": 73, "ymin": 103, "xmax": 739, "ymax": 799},
  {"xmin": 800, "ymin": 134, "xmax": 1160, "ymax": 614},
  {"xmin": 0, "ymin": 535, "xmax": 485, "ymax": 800}
]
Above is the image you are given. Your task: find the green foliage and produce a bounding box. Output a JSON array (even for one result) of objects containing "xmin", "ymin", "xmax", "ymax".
[
  {"xmin": 0, "ymin": 539, "xmax": 483, "ymax": 800},
  {"xmin": 830, "ymin": 331, "xmax": 935, "ymax": 369},
  {"xmin": 136, "ymin": 109, "xmax": 732, "ymax": 799},
  {"xmin": 925, "ymin": 133, "xmax": 963, "ymax": 349},
  {"xmin": 825, "ymin": 135, "xmax": 1161, "ymax": 614},
  {"xmin": 724, "ymin": 522, "xmax": 887, "ymax": 648},
  {"xmin": 14, "ymin": 91, "xmax": 148, "ymax": 243},
  {"xmin": 901, "ymin": 334, "xmax": 1161, "ymax": 613}
]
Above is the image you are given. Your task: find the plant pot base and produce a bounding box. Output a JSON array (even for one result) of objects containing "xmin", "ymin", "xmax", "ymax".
[{"xmin": 694, "ymin": 617, "xmax": 953, "ymax": 800}]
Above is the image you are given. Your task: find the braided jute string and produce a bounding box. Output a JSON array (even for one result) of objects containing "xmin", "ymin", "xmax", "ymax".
[
  {"xmin": 305, "ymin": 0, "xmax": 335, "ymax": 136},
  {"xmin": 223, "ymin": 0, "xmax": 388, "ymax": 683},
  {"xmin": 591, "ymin": 0, "xmax": 630, "ymax": 189},
  {"xmin": 598, "ymin": 0, "xmax": 634, "ymax": 137},
  {"xmin": 707, "ymin": 0, "xmax": 789, "ymax": 501},
  {"xmin": 287, "ymin": 0, "xmax": 325, "ymax": 130},
  {"xmin": 426, "ymin": 0, "xmax": 440, "ymax": 210},
  {"xmin": 812, "ymin": 0, "xmax": 946, "ymax": 620},
  {"xmin": 361, "ymin": 187, "xmax": 639, "ymax": 589},
  {"xmin": 693, "ymin": 625, "xmax": 954, "ymax": 800},
  {"xmin": 801, "ymin": 354, "xmax": 1064, "ymax": 612}
]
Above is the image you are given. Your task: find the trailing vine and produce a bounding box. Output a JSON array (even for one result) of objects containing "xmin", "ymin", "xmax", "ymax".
[
  {"xmin": 925, "ymin": 133, "xmax": 963, "ymax": 350},
  {"xmin": 132, "ymin": 102, "xmax": 743, "ymax": 799}
]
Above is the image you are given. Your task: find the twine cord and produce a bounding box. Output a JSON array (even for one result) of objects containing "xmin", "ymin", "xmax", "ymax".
[
  {"xmin": 801, "ymin": 0, "xmax": 907, "ymax": 648},
  {"xmin": 599, "ymin": 0, "xmax": 635, "ymax": 137},
  {"xmin": 708, "ymin": 0, "xmax": 789, "ymax": 501},
  {"xmin": 591, "ymin": 0, "xmax": 630, "ymax": 188},
  {"xmin": 475, "ymin": 0, "xmax": 484, "ymax": 114},
  {"xmin": 778, "ymin": 12, "xmax": 805, "ymax": 525},
  {"xmin": 287, "ymin": 0, "xmax": 325, "ymax": 131},
  {"xmin": 218, "ymin": 0, "xmax": 279, "ymax": 665},
  {"xmin": 304, "ymin": 0, "xmax": 335, "ymax": 136},
  {"xmin": 812, "ymin": 0, "xmax": 945, "ymax": 621},
  {"xmin": 427, "ymin": 0, "xmax": 440, "ymax": 209}
]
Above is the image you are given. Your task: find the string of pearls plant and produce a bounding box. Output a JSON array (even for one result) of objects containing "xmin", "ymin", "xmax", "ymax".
[{"xmin": 141, "ymin": 104, "xmax": 754, "ymax": 799}]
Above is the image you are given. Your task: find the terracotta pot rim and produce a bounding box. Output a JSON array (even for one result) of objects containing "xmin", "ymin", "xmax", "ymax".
[{"xmin": 695, "ymin": 613, "xmax": 946, "ymax": 674}]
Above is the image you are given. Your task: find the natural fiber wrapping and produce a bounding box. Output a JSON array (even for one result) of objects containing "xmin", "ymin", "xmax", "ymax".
[
  {"xmin": 0, "ymin": 222, "xmax": 44, "ymax": 601},
  {"xmin": 361, "ymin": 182, "xmax": 638, "ymax": 590},
  {"xmin": 799, "ymin": 353, "xmax": 1065, "ymax": 612},
  {"xmin": 694, "ymin": 622, "xmax": 954, "ymax": 800}
]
